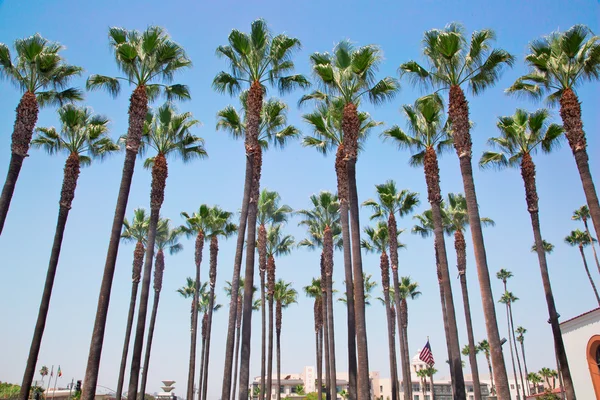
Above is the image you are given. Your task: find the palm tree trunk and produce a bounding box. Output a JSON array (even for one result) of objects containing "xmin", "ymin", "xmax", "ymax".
[
  {"xmin": 454, "ymin": 230, "xmax": 482, "ymax": 400},
  {"xmin": 504, "ymin": 303, "xmax": 520, "ymax": 400},
  {"xmin": 435, "ymin": 240, "xmax": 454, "ymax": 387},
  {"xmin": 560, "ymin": 88, "xmax": 600, "ymax": 242},
  {"xmin": 381, "ymin": 251, "xmax": 399, "ymax": 400},
  {"xmin": 429, "ymin": 375, "xmax": 435, "ymax": 400},
  {"xmin": 401, "ymin": 304, "xmax": 411, "ymax": 400},
  {"xmin": 82, "ymin": 86, "xmax": 148, "ymax": 400},
  {"xmin": 19, "ymin": 153, "xmax": 80, "ymax": 400},
  {"xmin": 127, "ymin": 152, "xmax": 168, "ymax": 400},
  {"xmin": 0, "ymin": 91, "xmax": 39, "ymax": 235},
  {"xmin": 276, "ymin": 302, "xmax": 282, "ymax": 400},
  {"xmin": 232, "ymin": 296, "xmax": 243, "ymax": 400},
  {"xmin": 521, "ymin": 152, "xmax": 576, "ymax": 400},
  {"xmin": 259, "ymin": 224, "xmax": 267, "ymax": 400},
  {"xmin": 397, "ymin": 310, "xmax": 408, "ymax": 399},
  {"xmin": 201, "ymin": 237, "xmax": 219, "ymax": 400},
  {"xmin": 520, "ymin": 341, "xmax": 530, "ymax": 396},
  {"xmin": 116, "ymin": 241, "xmax": 145, "ymax": 400},
  {"xmin": 449, "ymin": 85, "xmax": 510, "ymax": 400},
  {"xmin": 324, "ymin": 227, "xmax": 337, "ymax": 400},
  {"xmin": 555, "ymin": 348, "xmax": 565, "ymax": 400},
  {"xmin": 187, "ymin": 232, "xmax": 204, "ymax": 400},
  {"xmin": 315, "ymin": 298, "xmax": 323, "ymax": 400},
  {"xmin": 199, "ymin": 317, "xmax": 207, "ymax": 400},
  {"xmin": 578, "ymin": 246, "xmax": 600, "ymax": 305},
  {"xmin": 336, "ymin": 145, "xmax": 357, "ymax": 400},
  {"xmin": 423, "ymin": 146, "xmax": 465, "ymax": 399},
  {"xmin": 139, "ymin": 249, "xmax": 165, "ymax": 398},
  {"xmin": 508, "ymin": 304, "xmax": 526, "ymax": 399},
  {"xmin": 582, "ymin": 219, "xmax": 600, "ymax": 276},
  {"xmin": 323, "ymin": 275, "xmax": 332, "ymax": 400},
  {"xmin": 267, "ymin": 255, "xmax": 276, "ymax": 400}
]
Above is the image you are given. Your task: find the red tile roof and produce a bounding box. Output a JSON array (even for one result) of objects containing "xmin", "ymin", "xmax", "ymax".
[{"xmin": 559, "ymin": 307, "xmax": 600, "ymax": 326}]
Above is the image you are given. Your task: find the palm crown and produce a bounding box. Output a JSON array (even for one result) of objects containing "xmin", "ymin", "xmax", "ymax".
[
  {"xmin": 496, "ymin": 269, "xmax": 513, "ymax": 284},
  {"xmin": 507, "ymin": 25, "xmax": 600, "ymax": 103},
  {"xmin": 32, "ymin": 104, "xmax": 119, "ymax": 166},
  {"xmin": 565, "ymin": 229, "xmax": 596, "ymax": 248},
  {"xmin": 363, "ymin": 180, "xmax": 420, "ymax": 220},
  {"xmin": 445, "ymin": 193, "xmax": 495, "ymax": 234},
  {"xmin": 257, "ymin": 189, "xmax": 293, "ymax": 227},
  {"xmin": 0, "ymin": 34, "xmax": 83, "ymax": 106},
  {"xmin": 572, "ymin": 205, "xmax": 591, "ymax": 223},
  {"xmin": 205, "ymin": 206, "xmax": 237, "ymax": 240},
  {"xmin": 516, "ymin": 326, "xmax": 527, "ymax": 344},
  {"xmin": 273, "ymin": 280, "xmax": 298, "ymax": 307},
  {"xmin": 155, "ymin": 218, "xmax": 183, "ymax": 255},
  {"xmin": 180, "ymin": 205, "xmax": 213, "ymax": 238},
  {"xmin": 361, "ymin": 221, "xmax": 405, "ymax": 254},
  {"xmin": 122, "ymin": 208, "xmax": 151, "ymax": 244},
  {"xmin": 87, "ymin": 26, "xmax": 191, "ymax": 101},
  {"xmin": 531, "ymin": 239, "xmax": 555, "ymax": 253},
  {"xmin": 303, "ymin": 277, "xmax": 322, "ymax": 299},
  {"xmin": 499, "ymin": 291, "xmax": 518, "ymax": 305},
  {"xmin": 177, "ymin": 277, "xmax": 198, "ymax": 298},
  {"xmin": 265, "ymin": 224, "xmax": 295, "ymax": 258},
  {"xmin": 297, "ymin": 191, "xmax": 342, "ymax": 250},
  {"xmin": 397, "ymin": 276, "xmax": 421, "ymax": 301}
]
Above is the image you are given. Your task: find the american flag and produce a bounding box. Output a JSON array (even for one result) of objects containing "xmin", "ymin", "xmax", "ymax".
[{"xmin": 419, "ymin": 340, "xmax": 435, "ymax": 366}]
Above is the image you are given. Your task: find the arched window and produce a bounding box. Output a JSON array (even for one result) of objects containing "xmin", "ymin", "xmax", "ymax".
[{"xmin": 587, "ymin": 335, "xmax": 600, "ymax": 398}]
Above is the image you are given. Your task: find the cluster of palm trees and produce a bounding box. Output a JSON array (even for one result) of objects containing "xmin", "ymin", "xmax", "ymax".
[{"xmin": 2, "ymin": 17, "xmax": 598, "ymax": 400}]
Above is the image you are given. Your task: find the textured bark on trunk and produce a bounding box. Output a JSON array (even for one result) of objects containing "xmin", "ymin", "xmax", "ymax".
[
  {"xmin": 267, "ymin": 255, "xmax": 276, "ymax": 400},
  {"xmin": 258, "ymin": 224, "xmax": 267, "ymax": 400},
  {"xmin": 0, "ymin": 91, "xmax": 39, "ymax": 235},
  {"xmin": 397, "ymin": 306, "xmax": 408, "ymax": 399},
  {"xmin": 201, "ymin": 237, "xmax": 219, "ymax": 400},
  {"xmin": 116, "ymin": 241, "xmax": 145, "ymax": 400},
  {"xmin": 321, "ymin": 254, "xmax": 331, "ymax": 400},
  {"xmin": 485, "ymin": 354, "xmax": 494, "ymax": 395},
  {"xmin": 520, "ymin": 341, "xmax": 530, "ymax": 396},
  {"xmin": 221, "ymin": 153, "xmax": 253, "ymax": 400},
  {"xmin": 127, "ymin": 152, "xmax": 168, "ymax": 400},
  {"xmin": 19, "ymin": 152, "xmax": 80, "ymax": 400},
  {"xmin": 508, "ymin": 304, "xmax": 526, "ymax": 399},
  {"xmin": 232, "ymin": 296, "xmax": 243, "ymax": 400},
  {"xmin": 336, "ymin": 144, "xmax": 357, "ymax": 400},
  {"xmin": 455, "ymin": 231, "xmax": 482, "ymax": 400},
  {"xmin": 504, "ymin": 303, "xmax": 520, "ymax": 400},
  {"xmin": 324, "ymin": 227, "xmax": 337, "ymax": 400},
  {"xmin": 315, "ymin": 298, "xmax": 323, "ymax": 400},
  {"xmin": 560, "ymin": 88, "xmax": 600, "ymax": 243},
  {"xmin": 448, "ymin": 85, "xmax": 509, "ymax": 400},
  {"xmin": 82, "ymin": 86, "xmax": 147, "ymax": 400},
  {"xmin": 381, "ymin": 251, "xmax": 399, "ymax": 400},
  {"xmin": 578, "ymin": 246, "xmax": 600, "ymax": 305},
  {"xmin": 238, "ymin": 81, "xmax": 264, "ymax": 400},
  {"xmin": 276, "ymin": 301, "xmax": 282, "ymax": 400},
  {"xmin": 139, "ymin": 250, "xmax": 165, "ymax": 398},
  {"xmin": 435, "ymin": 243, "xmax": 454, "ymax": 386},
  {"xmin": 521, "ymin": 153, "xmax": 576, "ymax": 399},
  {"xmin": 400, "ymin": 301, "xmax": 412, "ymax": 400},
  {"xmin": 199, "ymin": 316, "xmax": 207, "ymax": 400},
  {"xmin": 187, "ymin": 232, "xmax": 204, "ymax": 400}
]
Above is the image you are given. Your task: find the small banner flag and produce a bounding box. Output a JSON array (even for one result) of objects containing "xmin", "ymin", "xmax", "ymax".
[
  {"xmin": 419, "ymin": 340, "xmax": 435, "ymax": 366},
  {"xmin": 57, "ymin": 366, "xmax": 62, "ymax": 378}
]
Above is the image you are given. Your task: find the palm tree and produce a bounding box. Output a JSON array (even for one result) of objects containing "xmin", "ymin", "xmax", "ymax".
[
  {"xmin": 445, "ymin": 193, "xmax": 493, "ymax": 400},
  {"xmin": 39, "ymin": 366, "xmax": 49, "ymax": 391},
  {"xmin": 139, "ymin": 219, "xmax": 183, "ymax": 397},
  {"xmin": 516, "ymin": 327, "xmax": 530, "ymax": 397},
  {"xmin": 422, "ymin": 366, "xmax": 438, "ymax": 400},
  {"xmin": 400, "ymin": 24, "xmax": 515, "ymax": 399},
  {"xmin": 508, "ymin": 25, "xmax": 600, "ymax": 239},
  {"xmin": 179, "ymin": 205, "xmax": 213, "ymax": 400},
  {"xmin": 304, "ymin": 278, "xmax": 324, "ymax": 400},
  {"xmin": 255, "ymin": 189, "xmax": 293, "ymax": 398},
  {"xmin": 383, "ymin": 93, "xmax": 465, "ymax": 396},
  {"xmin": 213, "ymin": 20, "xmax": 308, "ymax": 399},
  {"xmin": 196, "ymin": 283, "xmax": 223, "ymax": 400},
  {"xmin": 531, "ymin": 240, "xmax": 555, "ymax": 254},
  {"xmin": 397, "ymin": 276, "xmax": 421, "ymax": 394},
  {"xmin": 539, "ymin": 368, "xmax": 553, "ymax": 389},
  {"xmin": 0, "ymin": 34, "xmax": 83, "ymax": 235},
  {"xmin": 338, "ymin": 273, "xmax": 377, "ymax": 306},
  {"xmin": 527, "ymin": 373, "xmax": 543, "ymax": 395},
  {"xmin": 298, "ymin": 191, "xmax": 342, "ymax": 400},
  {"xmin": 273, "ymin": 280, "xmax": 298, "ymax": 400},
  {"xmin": 83, "ymin": 27, "xmax": 191, "ymax": 400},
  {"xmin": 116, "ymin": 208, "xmax": 150, "ymax": 400},
  {"xmin": 498, "ymin": 291, "xmax": 521, "ymax": 400},
  {"xmin": 362, "ymin": 181, "xmax": 419, "ymax": 400},
  {"xmin": 200, "ymin": 207, "xmax": 237, "ymax": 400},
  {"xmin": 20, "ymin": 105, "xmax": 116, "ymax": 400},
  {"xmin": 480, "ymin": 108, "xmax": 574, "ymax": 397},
  {"xmin": 304, "ymin": 40, "xmax": 398, "ymax": 399},
  {"xmin": 572, "ymin": 206, "xmax": 600, "ymax": 275},
  {"xmin": 565, "ymin": 229, "xmax": 600, "ymax": 305},
  {"xmin": 477, "ymin": 340, "xmax": 494, "ymax": 395},
  {"xmin": 127, "ymin": 103, "xmax": 205, "ymax": 400}
]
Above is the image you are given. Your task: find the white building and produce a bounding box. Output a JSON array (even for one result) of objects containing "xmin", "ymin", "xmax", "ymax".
[{"xmin": 560, "ymin": 307, "xmax": 600, "ymax": 399}]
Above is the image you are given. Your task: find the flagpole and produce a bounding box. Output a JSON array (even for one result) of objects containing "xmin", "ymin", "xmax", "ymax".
[
  {"xmin": 69, "ymin": 378, "xmax": 74, "ymax": 400},
  {"xmin": 51, "ymin": 369, "xmax": 59, "ymax": 400}
]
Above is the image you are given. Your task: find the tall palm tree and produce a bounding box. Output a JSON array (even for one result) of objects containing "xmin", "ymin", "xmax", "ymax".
[
  {"xmin": 508, "ymin": 25, "xmax": 600, "ymax": 238},
  {"xmin": 0, "ymin": 34, "xmax": 83, "ymax": 234},
  {"xmin": 565, "ymin": 229, "xmax": 600, "ymax": 305},
  {"xmin": 572, "ymin": 206, "xmax": 600, "ymax": 275},
  {"xmin": 304, "ymin": 278, "xmax": 324, "ymax": 400},
  {"xmin": 116, "ymin": 208, "xmax": 150, "ymax": 400},
  {"xmin": 477, "ymin": 340, "xmax": 494, "ymax": 395},
  {"xmin": 383, "ymin": 93, "xmax": 465, "ymax": 396},
  {"xmin": 302, "ymin": 106, "xmax": 380, "ymax": 400},
  {"xmin": 20, "ymin": 105, "xmax": 116, "ymax": 400},
  {"xmin": 498, "ymin": 291, "xmax": 521, "ymax": 400},
  {"xmin": 516, "ymin": 327, "xmax": 530, "ymax": 396},
  {"xmin": 480, "ymin": 108, "xmax": 574, "ymax": 397},
  {"xmin": 128, "ymin": 103, "xmax": 205, "ymax": 400},
  {"xmin": 363, "ymin": 181, "xmax": 419, "ymax": 400},
  {"xmin": 400, "ymin": 24, "xmax": 515, "ymax": 399},
  {"xmin": 304, "ymin": 40, "xmax": 398, "ymax": 399},
  {"xmin": 83, "ymin": 27, "xmax": 191, "ymax": 400},
  {"xmin": 179, "ymin": 205, "xmax": 213, "ymax": 400},
  {"xmin": 273, "ymin": 280, "xmax": 298, "ymax": 400},
  {"xmin": 139, "ymin": 219, "xmax": 183, "ymax": 397},
  {"xmin": 539, "ymin": 368, "xmax": 553, "ymax": 389},
  {"xmin": 445, "ymin": 193, "xmax": 494, "ymax": 400},
  {"xmin": 197, "ymin": 283, "xmax": 223, "ymax": 400},
  {"xmin": 255, "ymin": 189, "xmax": 293, "ymax": 398},
  {"xmin": 212, "ymin": 20, "xmax": 308, "ymax": 399},
  {"xmin": 397, "ymin": 276, "xmax": 421, "ymax": 395},
  {"xmin": 297, "ymin": 191, "xmax": 342, "ymax": 400},
  {"xmin": 527, "ymin": 373, "xmax": 543, "ymax": 395},
  {"xmin": 200, "ymin": 207, "xmax": 237, "ymax": 400}
]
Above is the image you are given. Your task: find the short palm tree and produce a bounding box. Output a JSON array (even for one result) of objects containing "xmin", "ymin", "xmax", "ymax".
[
  {"xmin": 480, "ymin": 108, "xmax": 574, "ymax": 395},
  {"xmin": 83, "ymin": 27, "xmax": 191, "ymax": 400},
  {"xmin": 565, "ymin": 229, "xmax": 600, "ymax": 305},
  {"xmin": 305, "ymin": 40, "xmax": 399, "ymax": 399},
  {"xmin": 273, "ymin": 280, "xmax": 298, "ymax": 400},
  {"xmin": 397, "ymin": 276, "xmax": 421, "ymax": 392},
  {"xmin": 422, "ymin": 366, "xmax": 438, "ymax": 400},
  {"xmin": 139, "ymin": 219, "xmax": 183, "ymax": 397},
  {"xmin": 528, "ymin": 372, "xmax": 543, "ymax": 394},
  {"xmin": 304, "ymin": 278, "xmax": 324, "ymax": 400},
  {"xmin": 477, "ymin": 340, "xmax": 494, "ymax": 395},
  {"xmin": 415, "ymin": 368, "xmax": 428, "ymax": 400},
  {"xmin": 539, "ymin": 368, "xmax": 554, "ymax": 389},
  {"xmin": 179, "ymin": 205, "xmax": 213, "ymax": 400},
  {"xmin": 20, "ymin": 105, "xmax": 116, "ymax": 399},
  {"xmin": 128, "ymin": 103, "xmax": 205, "ymax": 399},
  {"xmin": 498, "ymin": 291, "xmax": 522, "ymax": 400},
  {"xmin": 573, "ymin": 206, "xmax": 600, "ymax": 275},
  {"xmin": 39, "ymin": 366, "xmax": 48, "ymax": 391},
  {"xmin": 531, "ymin": 240, "xmax": 555, "ymax": 254},
  {"xmin": 116, "ymin": 208, "xmax": 150, "ymax": 400},
  {"xmin": 516, "ymin": 327, "xmax": 531, "ymax": 396},
  {"xmin": 383, "ymin": 93, "xmax": 464, "ymax": 395},
  {"xmin": 0, "ymin": 34, "xmax": 83, "ymax": 235},
  {"xmin": 400, "ymin": 23, "xmax": 515, "ymax": 399},
  {"xmin": 199, "ymin": 207, "xmax": 237, "ymax": 400},
  {"xmin": 507, "ymin": 25, "xmax": 600, "ymax": 240}
]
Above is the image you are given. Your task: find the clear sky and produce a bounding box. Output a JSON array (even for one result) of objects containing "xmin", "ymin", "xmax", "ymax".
[{"xmin": 0, "ymin": 0, "xmax": 598, "ymax": 399}]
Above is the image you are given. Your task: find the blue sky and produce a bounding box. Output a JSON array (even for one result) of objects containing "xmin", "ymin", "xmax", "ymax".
[{"xmin": 0, "ymin": 0, "xmax": 599, "ymax": 399}]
